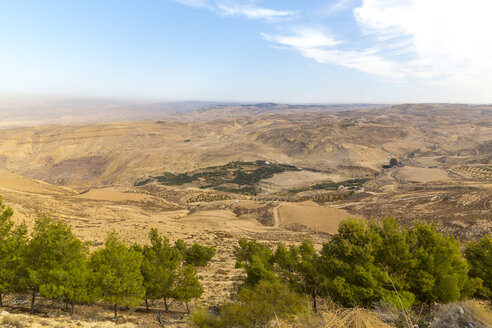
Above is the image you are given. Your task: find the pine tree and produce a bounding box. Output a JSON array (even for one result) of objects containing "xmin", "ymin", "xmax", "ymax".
[
  {"xmin": 371, "ymin": 216, "xmax": 416, "ymax": 309},
  {"xmin": 183, "ymin": 243, "xmax": 216, "ymax": 267},
  {"xmin": 139, "ymin": 228, "xmax": 182, "ymax": 312},
  {"xmin": 90, "ymin": 232, "xmax": 145, "ymax": 319},
  {"xmin": 0, "ymin": 196, "xmax": 27, "ymax": 307},
  {"xmin": 234, "ymin": 238, "xmax": 276, "ymax": 285},
  {"xmin": 274, "ymin": 239, "xmax": 325, "ymax": 311},
  {"xmin": 173, "ymin": 265, "xmax": 203, "ymax": 312},
  {"xmin": 407, "ymin": 222, "xmax": 470, "ymax": 304},
  {"xmin": 318, "ymin": 218, "xmax": 389, "ymax": 307},
  {"xmin": 23, "ymin": 215, "xmax": 89, "ymax": 313},
  {"xmin": 56, "ymin": 240, "xmax": 96, "ymax": 315}
]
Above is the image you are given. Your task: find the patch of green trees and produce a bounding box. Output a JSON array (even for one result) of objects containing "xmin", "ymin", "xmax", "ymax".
[
  {"xmin": 193, "ymin": 216, "xmax": 491, "ymax": 327},
  {"xmin": 0, "ymin": 197, "xmax": 215, "ymax": 318},
  {"xmin": 233, "ymin": 216, "xmax": 489, "ymax": 310}
]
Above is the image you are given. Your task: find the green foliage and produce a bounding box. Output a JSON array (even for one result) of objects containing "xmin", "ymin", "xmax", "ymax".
[
  {"xmin": 216, "ymin": 280, "xmax": 310, "ymax": 328},
  {"xmin": 189, "ymin": 306, "xmax": 219, "ymax": 328},
  {"xmin": 90, "ymin": 232, "xmax": 145, "ymax": 315},
  {"xmin": 138, "ymin": 161, "xmax": 301, "ymax": 195},
  {"xmin": 231, "ymin": 164, "xmax": 294, "ymax": 185},
  {"xmin": 0, "ymin": 197, "xmax": 27, "ymax": 305},
  {"xmin": 174, "ymin": 239, "xmax": 216, "ymax": 267},
  {"xmin": 23, "ymin": 216, "xmax": 92, "ymax": 312},
  {"xmin": 234, "ymin": 238, "xmax": 276, "ymax": 285},
  {"xmin": 465, "ymin": 235, "xmax": 492, "ymax": 300},
  {"xmin": 274, "ymin": 239, "xmax": 326, "ymax": 310},
  {"xmin": 174, "ymin": 265, "xmax": 204, "ymax": 311},
  {"xmin": 155, "ymin": 172, "xmax": 198, "ymax": 185},
  {"xmin": 319, "ymin": 218, "xmax": 390, "ymax": 307},
  {"xmin": 371, "ymin": 216, "xmax": 416, "ymax": 292},
  {"xmin": 407, "ymin": 222, "xmax": 470, "ymax": 304},
  {"xmin": 191, "ymin": 281, "xmax": 310, "ymax": 328},
  {"xmin": 183, "ymin": 243, "xmax": 216, "ymax": 267},
  {"xmin": 138, "ymin": 228, "xmax": 182, "ymax": 311}
]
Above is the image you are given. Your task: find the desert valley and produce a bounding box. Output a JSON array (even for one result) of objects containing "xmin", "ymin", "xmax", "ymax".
[{"xmin": 0, "ymin": 102, "xmax": 490, "ymax": 326}]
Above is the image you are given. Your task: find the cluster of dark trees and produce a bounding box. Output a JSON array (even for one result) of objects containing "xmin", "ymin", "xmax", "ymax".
[
  {"xmin": 233, "ymin": 216, "xmax": 491, "ymax": 311},
  {"xmin": 0, "ymin": 197, "xmax": 215, "ymax": 318}
]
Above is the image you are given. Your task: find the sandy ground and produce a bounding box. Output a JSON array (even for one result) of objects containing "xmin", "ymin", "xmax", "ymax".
[
  {"xmin": 261, "ymin": 170, "xmax": 333, "ymax": 191},
  {"xmin": 276, "ymin": 201, "xmax": 360, "ymax": 234},
  {"xmin": 0, "ymin": 169, "xmax": 74, "ymax": 195},
  {"xmin": 75, "ymin": 187, "xmax": 153, "ymax": 202},
  {"xmin": 395, "ymin": 167, "xmax": 451, "ymax": 183}
]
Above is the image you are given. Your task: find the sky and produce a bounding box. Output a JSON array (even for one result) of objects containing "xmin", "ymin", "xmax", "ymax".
[{"xmin": 1, "ymin": 0, "xmax": 491, "ymax": 103}]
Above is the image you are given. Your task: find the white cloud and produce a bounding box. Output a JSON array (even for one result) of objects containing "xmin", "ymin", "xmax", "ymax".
[
  {"xmin": 354, "ymin": 0, "xmax": 492, "ymax": 88},
  {"xmin": 173, "ymin": 0, "xmax": 295, "ymax": 21},
  {"xmin": 217, "ymin": 3, "xmax": 294, "ymax": 20},
  {"xmin": 262, "ymin": 29, "xmax": 406, "ymax": 79},
  {"xmin": 261, "ymin": 28, "xmax": 340, "ymax": 48},
  {"xmin": 263, "ymin": 0, "xmax": 492, "ymax": 96}
]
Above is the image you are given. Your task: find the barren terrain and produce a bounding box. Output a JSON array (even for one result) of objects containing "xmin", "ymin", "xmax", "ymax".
[{"xmin": 0, "ymin": 102, "xmax": 491, "ymax": 326}]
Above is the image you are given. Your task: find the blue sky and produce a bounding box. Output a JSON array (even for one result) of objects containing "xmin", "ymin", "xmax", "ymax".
[{"xmin": 1, "ymin": 0, "xmax": 491, "ymax": 103}]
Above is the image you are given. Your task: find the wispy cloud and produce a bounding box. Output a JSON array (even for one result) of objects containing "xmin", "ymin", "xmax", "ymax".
[
  {"xmin": 217, "ymin": 3, "xmax": 294, "ymax": 20},
  {"xmin": 262, "ymin": 28, "xmax": 406, "ymax": 80},
  {"xmin": 323, "ymin": 0, "xmax": 355, "ymax": 15},
  {"xmin": 173, "ymin": 0, "xmax": 295, "ymax": 21},
  {"xmin": 261, "ymin": 28, "xmax": 340, "ymax": 48},
  {"xmin": 262, "ymin": 0, "xmax": 492, "ymax": 92},
  {"xmin": 173, "ymin": 0, "xmax": 211, "ymax": 9},
  {"xmin": 174, "ymin": 0, "xmax": 492, "ymax": 94}
]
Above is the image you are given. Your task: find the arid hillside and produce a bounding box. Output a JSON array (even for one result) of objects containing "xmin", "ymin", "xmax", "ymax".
[
  {"xmin": 0, "ymin": 103, "xmax": 491, "ymax": 326},
  {"xmin": 0, "ymin": 104, "xmax": 490, "ymax": 240},
  {"xmin": 1, "ymin": 104, "xmax": 490, "ymax": 187}
]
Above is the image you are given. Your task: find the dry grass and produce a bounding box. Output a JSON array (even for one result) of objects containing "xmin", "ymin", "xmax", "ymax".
[
  {"xmin": 269, "ymin": 308, "xmax": 394, "ymax": 328},
  {"xmin": 0, "ymin": 314, "xmax": 29, "ymax": 328},
  {"xmin": 430, "ymin": 300, "xmax": 492, "ymax": 328},
  {"xmin": 0, "ymin": 312, "xmax": 137, "ymax": 328}
]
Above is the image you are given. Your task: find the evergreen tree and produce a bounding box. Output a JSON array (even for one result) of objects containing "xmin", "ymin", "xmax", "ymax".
[
  {"xmin": 139, "ymin": 228, "xmax": 182, "ymax": 312},
  {"xmin": 90, "ymin": 232, "xmax": 145, "ymax": 319},
  {"xmin": 174, "ymin": 239, "xmax": 216, "ymax": 267},
  {"xmin": 318, "ymin": 218, "xmax": 390, "ymax": 307},
  {"xmin": 173, "ymin": 265, "xmax": 203, "ymax": 312},
  {"xmin": 234, "ymin": 238, "xmax": 276, "ymax": 285},
  {"xmin": 23, "ymin": 215, "xmax": 89, "ymax": 313},
  {"xmin": 371, "ymin": 216, "xmax": 416, "ymax": 309},
  {"xmin": 274, "ymin": 239, "xmax": 325, "ymax": 311},
  {"xmin": 407, "ymin": 222, "xmax": 470, "ymax": 304},
  {"xmin": 465, "ymin": 235, "xmax": 492, "ymax": 301},
  {"xmin": 183, "ymin": 243, "xmax": 216, "ymax": 267},
  {"xmin": 0, "ymin": 196, "xmax": 27, "ymax": 306}
]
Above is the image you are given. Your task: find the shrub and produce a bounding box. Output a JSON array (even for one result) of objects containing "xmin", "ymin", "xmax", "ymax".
[
  {"xmin": 191, "ymin": 281, "xmax": 310, "ymax": 328},
  {"xmin": 190, "ymin": 307, "xmax": 219, "ymax": 328},
  {"xmin": 218, "ymin": 280, "xmax": 310, "ymax": 327},
  {"xmin": 185, "ymin": 244, "xmax": 216, "ymax": 267}
]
